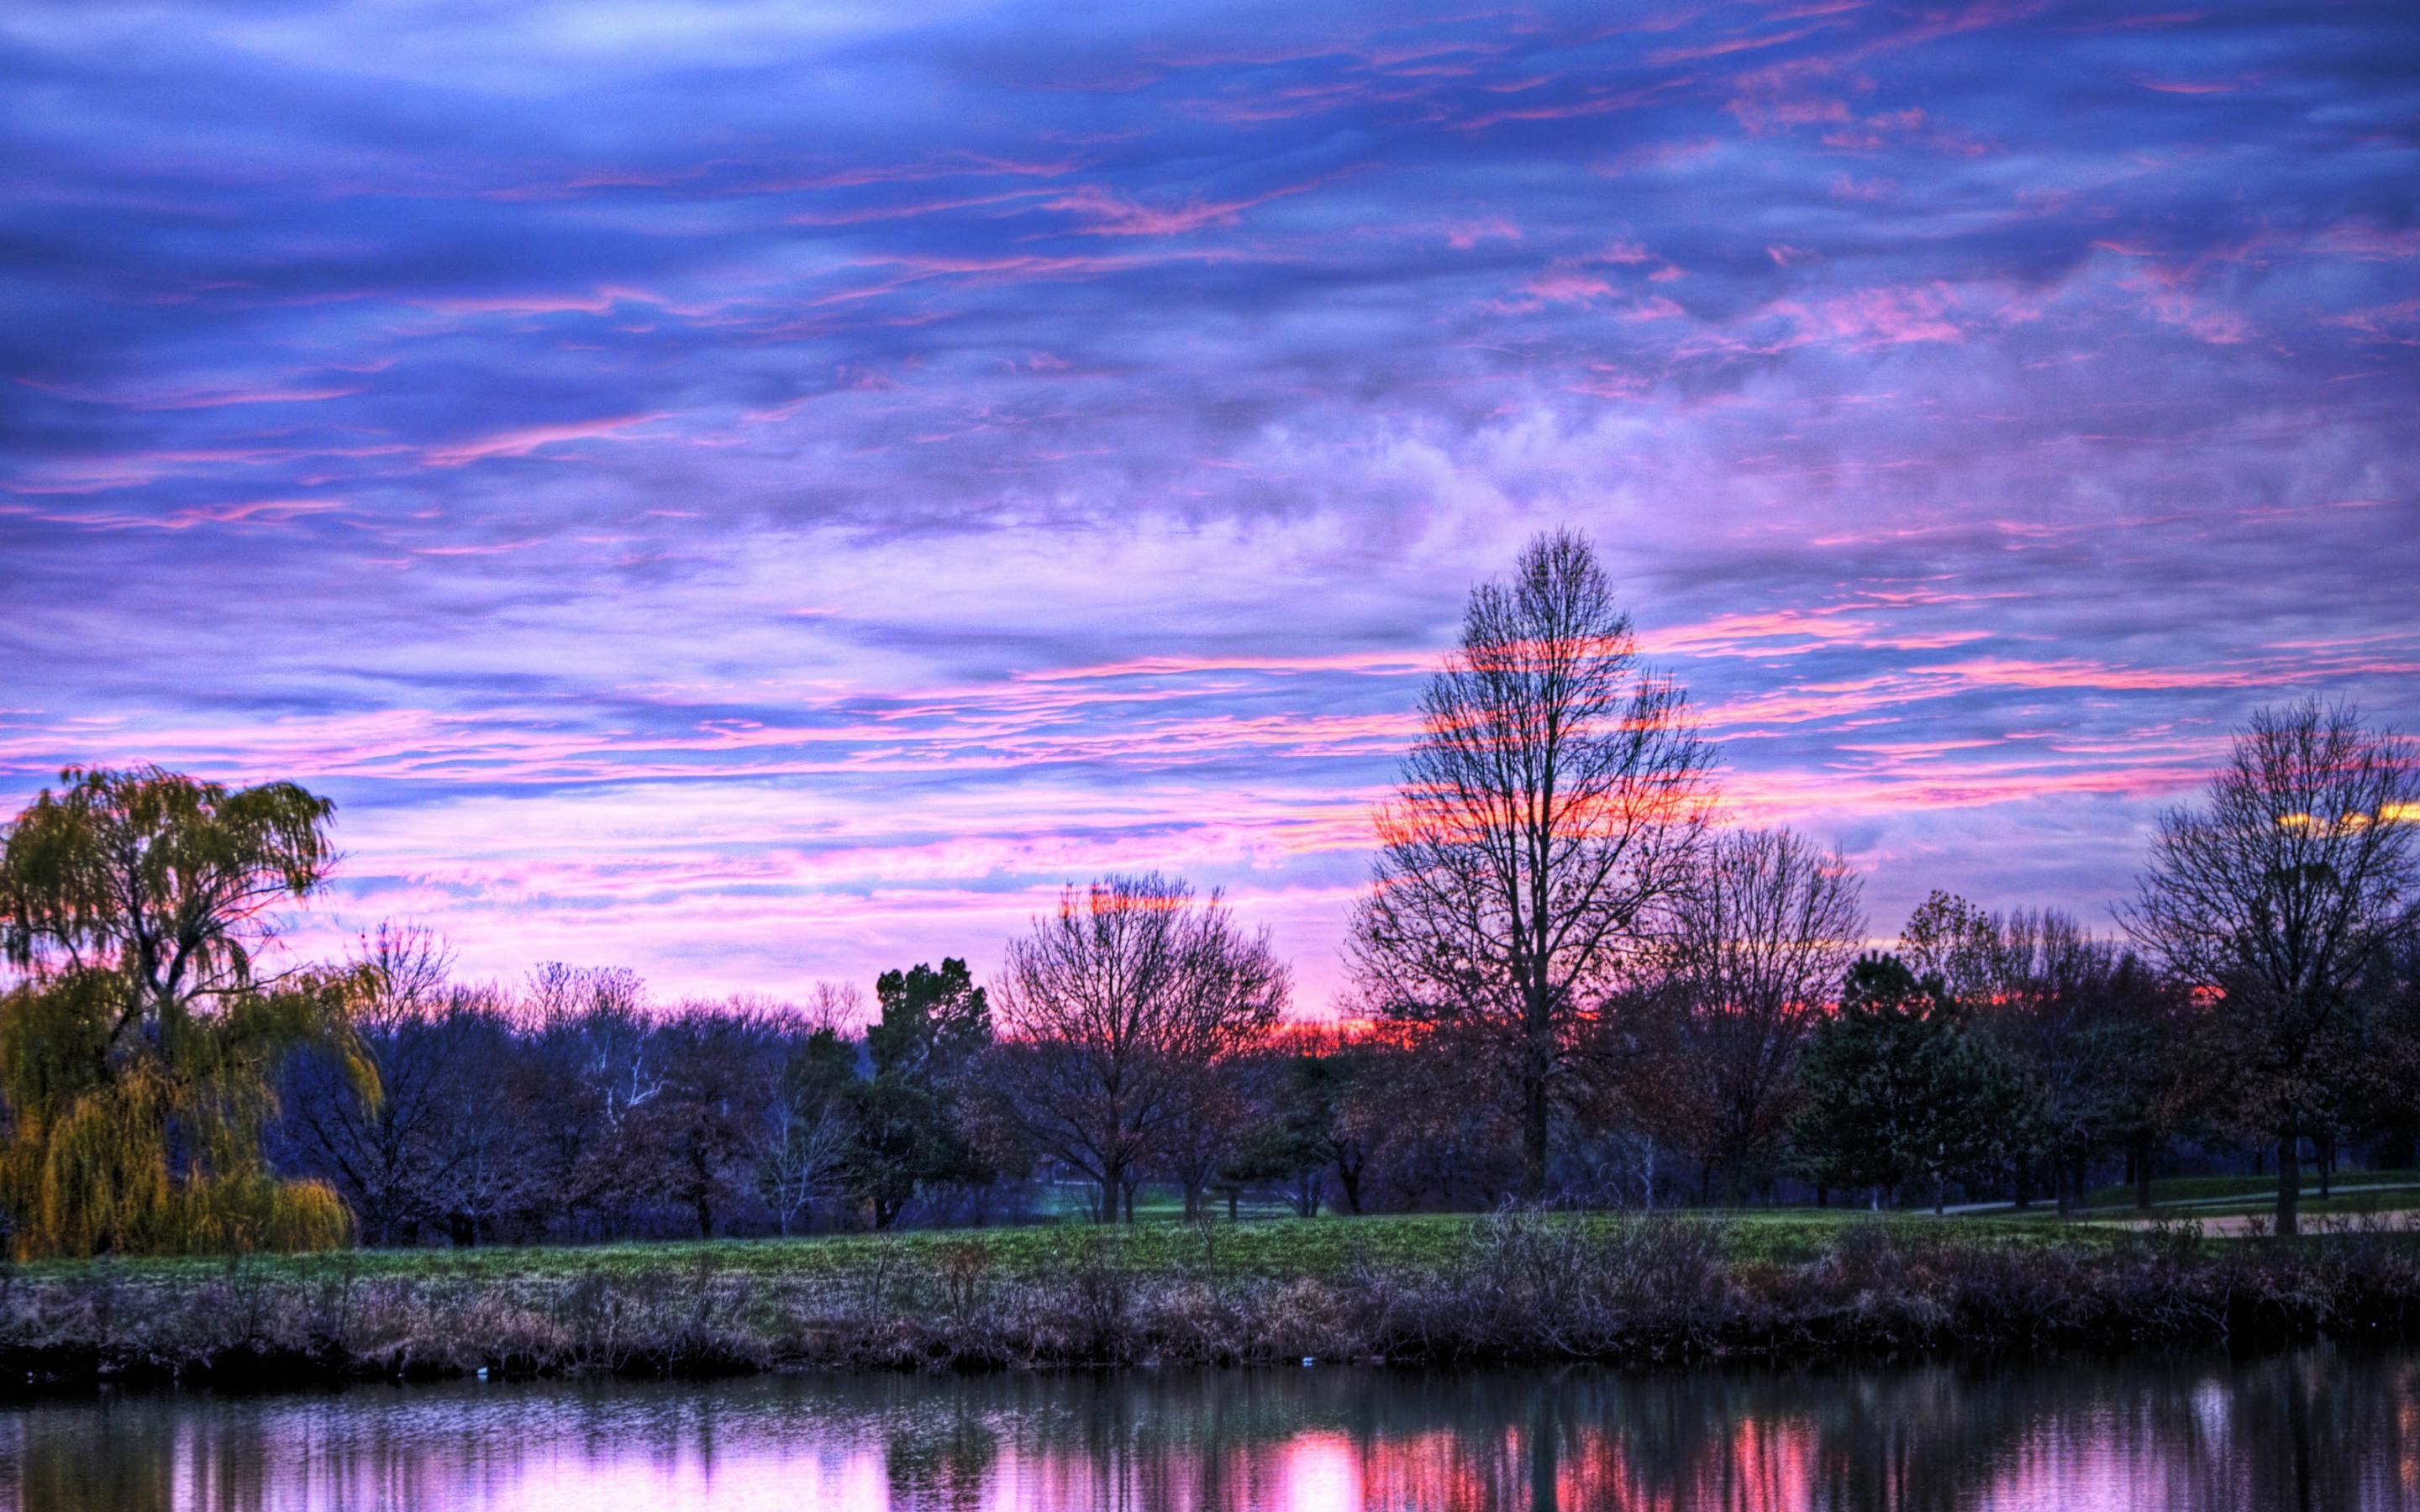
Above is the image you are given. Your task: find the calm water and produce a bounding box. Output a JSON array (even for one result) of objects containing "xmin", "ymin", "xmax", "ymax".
[{"xmin": 3, "ymin": 1351, "xmax": 2414, "ymax": 1510}]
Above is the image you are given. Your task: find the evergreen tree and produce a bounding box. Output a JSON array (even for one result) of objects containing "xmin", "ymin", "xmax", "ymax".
[
  {"xmin": 1789, "ymin": 954, "xmax": 2022, "ymax": 1212},
  {"xmin": 860, "ymin": 958, "xmax": 992, "ymax": 1222}
]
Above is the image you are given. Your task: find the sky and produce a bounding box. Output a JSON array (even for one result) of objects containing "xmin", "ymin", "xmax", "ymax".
[{"xmin": 3, "ymin": 0, "xmax": 2416, "ymax": 1013}]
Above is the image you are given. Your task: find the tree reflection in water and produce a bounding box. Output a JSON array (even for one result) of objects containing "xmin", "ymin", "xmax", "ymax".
[{"xmin": 2, "ymin": 1349, "xmax": 2412, "ymax": 1510}]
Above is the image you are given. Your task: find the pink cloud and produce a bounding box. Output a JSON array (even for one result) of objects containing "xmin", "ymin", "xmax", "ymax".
[
  {"xmin": 2331, "ymin": 298, "xmax": 2420, "ymax": 343},
  {"xmin": 13, "ymin": 377, "xmax": 361, "ymax": 410},
  {"xmin": 159, "ymin": 497, "xmax": 350, "ymax": 529},
  {"xmin": 2312, "ymin": 222, "xmax": 2420, "ymax": 261},
  {"xmin": 1439, "ymin": 216, "xmax": 1523, "ymax": 249},
  {"xmin": 786, "ymin": 188, "xmax": 1055, "ymax": 227},
  {"xmin": 420, "ymin": 413, "xmax": 667, "ymax": 468},
  {"xmin": 1044, "ymin": 177, "xmax": 1328, "ymax": 237},
  {"xmin": 1649, "ymin": 23, "xmax": 1830, "ymax": 66},
  {"xmin": 2133, "ymin": 76, "xmax": 2245, "ymax": 95},
  {"xmin": 1522, "ymin": 270, "xmax": 1617, "ymax": 303}
]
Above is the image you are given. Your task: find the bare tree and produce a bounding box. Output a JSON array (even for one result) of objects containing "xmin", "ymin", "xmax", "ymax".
[
  {"xmin": 986, "ymin": 874, "xmax": 1287, "ymax": 1222},
  {"xmin": 528, "ymin": 963, "xmax": 660, "ymax": 1130},
  {"xmin": 1647, "ymin": 827, "xmax": 1864, "ymax": 1200},
  {"xmin": 2125, "ymin": 701, "xmax": 2420, "ymax": 1235},
  {"xmin": 757, "ymin": 1091, "xmax": 851, "ymax": 1236},
  {"xmin": 276, "ymin": 923, "xmax": 466, "ymax": 1244},
  {"xmin": 413, "ymin": 985, "xmax": 549, "ymax": 1246},
  {"xmin": 797, "ymin": 980, "xmax": 865, "ymax": 1036},
  {"xmin": 1349, "ymin": 529, "xmax": 1716, "ymax": 1200},
  {"xmin": 1907, "ymin": 900, "xmax": 2174, "ymax": 1213}
]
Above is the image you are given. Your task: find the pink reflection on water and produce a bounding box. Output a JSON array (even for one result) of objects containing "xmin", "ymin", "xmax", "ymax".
[{"xmin": 7, "ymin": 1356, "xmax": 2413, "ymax": 1511}]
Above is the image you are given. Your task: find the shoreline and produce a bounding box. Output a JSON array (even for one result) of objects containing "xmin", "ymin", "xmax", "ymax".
[{"xmin": 5, "ymin": 1212, "xmax": 2418, "ymax": 1399}]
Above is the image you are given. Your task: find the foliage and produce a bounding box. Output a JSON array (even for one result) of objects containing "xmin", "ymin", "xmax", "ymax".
[
  {"xmin": 1898, "ymin": 895, "xmax": 2196, "ymax": 1211},
  {"xmin": 0, "ymin": 767, "xmax": 371, "ymax": 1257},
  {"xmin": 1789, "ymin": 954, "xmax": 2025, "ymax": 1211},
  {"xmin": 858, "ymin": 958, "xmax": 994, "ymax": 1222},
  {"xmin": 869, "ymin": 958, "xmax": 990, "ymax": 1081}
]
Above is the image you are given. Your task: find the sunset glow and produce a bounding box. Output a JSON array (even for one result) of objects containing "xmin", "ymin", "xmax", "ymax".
[{"xmin": 3, "ymin": 1, "xmax": 2414, "ymax": 1006}]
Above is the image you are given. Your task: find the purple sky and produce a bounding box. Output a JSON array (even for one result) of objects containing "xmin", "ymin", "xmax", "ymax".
[{"xmin": 4, "ymin": 1, "xmax": 2416, "ymax": 1011}]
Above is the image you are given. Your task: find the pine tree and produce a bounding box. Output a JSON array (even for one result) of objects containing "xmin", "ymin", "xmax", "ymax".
[{"xmin": 1789, "ymin": 954, "xmax": 2022, "ymax": 1212}]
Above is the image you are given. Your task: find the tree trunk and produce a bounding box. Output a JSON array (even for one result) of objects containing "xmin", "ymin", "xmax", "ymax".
[
  {"xmin": 1528, "ymin": 1392, "xmax": 1560, "ymax": 1512},
  {"xmin": 1521, "ymin": 1063, "xmax": 1549, "ymax": 1204},
  {"xmin": 2317, "ymin": 1128, "xmax": 2335, "ymax": 1200},
  {"xmin": 1336, "ymin": 1158, "xmax": 1364, "ymax": 1216},
  {"xmin": 1099, "ymin": 1169, "xmax": 1120, "ymax": 1226},
  {"xmin": 2275, "ymin": 1125, "xmax": 2301, "ymax": 1237},
  {"xmin": 2134, "ymin": 1138, "xmax": 2154, "ymax": 1211}
]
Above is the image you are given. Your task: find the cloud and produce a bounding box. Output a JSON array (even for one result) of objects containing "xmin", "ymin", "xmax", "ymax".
[{"xmin": 2, "ymin": 0, "xmax": 2413, "ymax": 1004}]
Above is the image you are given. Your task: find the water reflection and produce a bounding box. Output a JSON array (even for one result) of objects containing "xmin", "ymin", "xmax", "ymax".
[{"xmin": 3, "ymin": 1350, "xmax": 2414, "ymax": 1510}]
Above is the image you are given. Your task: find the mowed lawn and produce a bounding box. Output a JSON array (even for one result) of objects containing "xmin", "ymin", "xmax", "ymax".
[
  {"xmin": 13, "ymin": 1205, "xmax": 2131, "ymax": 1291},
  {"xmin": 30, "ymin": 1173, "xmax": 2396, "ymax": 1291}
]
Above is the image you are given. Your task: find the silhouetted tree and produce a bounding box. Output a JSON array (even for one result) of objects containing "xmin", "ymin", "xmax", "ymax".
[
  {"xmin": 1350, "ymin": 530, "xmax": 1715, "ymax": 1200},
  {"xmin": 648, "ymin": 1005, "xmax": 781, "ymax": 1236},
  {"xmin": 2124, "ymin": 701, "xmax": 2420, "ymax": 1234},
  {"xmin": 758, "ymin": 1025, "xmax": 860, "ymax": 1233},
  {"xmin": 1243, "ymin": 1047, "xmax": 1393, "ymax": 1215},
  {"xmin": 1644, "ymin": 827, "xmax": 1863, "ymax": 1200},
  {"xmin": 985, "ymin": 874, "xmax": 1286, "ymax": 1222},
  {"xmin": 277, "ymin": 924, "xmax": 473, "ymax": 1245},
  {"xmin": 862, "ymin": 958, "xmax": 993, "ymax": 1218},
  {"xmin": 1790, "ymin": 955, "xmax": 2023, "ymax": 1212}
]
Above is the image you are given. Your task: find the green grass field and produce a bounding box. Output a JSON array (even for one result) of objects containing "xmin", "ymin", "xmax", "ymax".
[
  {"xmin": 2078, "ymin": 1169, "xmax": 2420, "ymax": 1211},
  {"xmin": 29, "ymin": 1173, "xmax": 2406, "ymax": 1291},
  {"xmin": 16, "ymin": 1205, "xmax": 2119, "ymax": 1289}
]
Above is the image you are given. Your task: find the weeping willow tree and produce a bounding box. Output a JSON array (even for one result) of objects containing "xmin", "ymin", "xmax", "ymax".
[{"xmin": 0, "ymin": 766, "xmax": 376, "ymax": 1257}]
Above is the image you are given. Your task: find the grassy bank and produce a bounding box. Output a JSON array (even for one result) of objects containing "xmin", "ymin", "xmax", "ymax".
[{"xmin": 6, "ymin": 1210, "xmax": 2419, "ymax": 1393}]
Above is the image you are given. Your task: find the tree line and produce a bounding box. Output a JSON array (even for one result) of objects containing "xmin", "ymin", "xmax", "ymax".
[{"xmin": 1, "ymin": 531, "xmax": 2414, "ymax": 1253}]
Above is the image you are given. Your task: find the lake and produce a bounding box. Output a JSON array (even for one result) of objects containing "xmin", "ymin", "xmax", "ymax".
[{"xmin": 3, "ymin": 1349, "xmax": 2413, "ymax": 1509}]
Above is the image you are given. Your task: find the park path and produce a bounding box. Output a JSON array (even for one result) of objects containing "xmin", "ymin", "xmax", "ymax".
[
  {"xmin": 1937, "ymin": 1180, "xmax": 2420, "ymax": 1222},
  {"xmin": 2082, "ymin": 1206, "xmax": 2420, "ymax": 1236}
]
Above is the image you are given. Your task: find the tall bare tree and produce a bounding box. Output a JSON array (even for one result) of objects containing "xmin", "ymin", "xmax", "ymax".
[
  {"xmin": 1349, "ymin": 529, "xmax": 1715, "ymax": 1200},
  {"xmin": 1645, "ymin": 827, "xmax": 1864, "ymax": 1200},
  {"xmin": 986, "ymin": 874, "xmax": 1286, "ymax": 1222},
  {"xmin": 2125, "ymin": 701, "xmax": 2420, "ymax": 1235}
]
